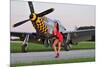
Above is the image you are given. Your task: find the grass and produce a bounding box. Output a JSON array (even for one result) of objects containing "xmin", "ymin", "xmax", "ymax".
[
  {"xmin": 10, "ymin": 41, "xmax": 95, "ymax": 53},
  {"xmin": 10, "ymin": 42, "xmax": 52, "ymax": 53},
  {"xmin": 10, "ymin": 57, "xmax": 95, "ymax": 67},
  {"xmin": 71, "ymin": 41, "xmax": 95, "ymax": 50}
]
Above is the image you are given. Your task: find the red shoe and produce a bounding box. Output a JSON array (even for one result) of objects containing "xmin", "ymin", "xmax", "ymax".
[{"xmin": 55, "ymin": 53, "xmax": 59, "ymax": 58}]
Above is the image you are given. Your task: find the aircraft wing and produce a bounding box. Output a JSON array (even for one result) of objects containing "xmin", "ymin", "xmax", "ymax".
[
  {"xmin": 11, "ymin": 32, "xmax": 37, "ymax": 41},
  {"xmin": 63, "ymin": 29, "xmax": 95, "ymax": 43}
]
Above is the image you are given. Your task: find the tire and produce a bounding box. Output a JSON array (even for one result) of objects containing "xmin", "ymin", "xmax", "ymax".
[
  {"xmin": 21, "ymin": 44, "xmax": 27, "ymax": 52},
  {"xmin": 63, "ymin": 43, "xmax": 70, "ymax": 51},
  {"xmin": 63, "ymin": 39, "xmax": 70, "ymax": 51},
  {"xmin": 44, "ymin": 39, "xmax": 49, "ymax": 47}
]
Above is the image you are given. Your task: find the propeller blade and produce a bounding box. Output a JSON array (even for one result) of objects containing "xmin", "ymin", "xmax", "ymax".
[
  {"xmin": 13, "ymin": 19, "xmax": 30, "ymax": 27},
  {"xmin": 37, "ymin": 8, "xmax": 54, "ymax": 17},
  {"xmin": 28, "ymin": 1, "xmax": 34, "ymax": 13}
]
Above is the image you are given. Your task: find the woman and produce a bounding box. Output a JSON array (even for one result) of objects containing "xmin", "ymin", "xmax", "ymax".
[{"xmin": 52, "ymin": 21, "xmax": 63, "ymax": 58}]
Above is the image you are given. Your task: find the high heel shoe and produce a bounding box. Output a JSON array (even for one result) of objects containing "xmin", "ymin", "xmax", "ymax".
[{"xmin": 55, "ymin": 53, "xmax": 59, "ymax": 58}]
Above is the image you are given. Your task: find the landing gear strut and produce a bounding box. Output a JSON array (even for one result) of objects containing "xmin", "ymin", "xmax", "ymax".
[
  {"xmin": 22, "ymin": 34, "xmax": 29, "ymax": 52},
  {"xmin": 63, "ymin": 33, "xmax": 72, "ymax": 51},
  {"xmin": 63, "ymin": 40, "xmax": 71, "ymax": 51}
]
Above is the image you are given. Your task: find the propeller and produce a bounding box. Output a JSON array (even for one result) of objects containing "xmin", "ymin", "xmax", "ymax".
[
  {"xmin": 13, "ymin": 19, "xmax": 30, "ymax": 27},
  {"xmin": 28, "ymin": 1, "xmax": 34, "ymax": 13},
  {"xmin": 13, "ymin": 1, "xmax": 54, "ymax": 27},
  {"xmin": 37, "ymin": 8, "xmax": 54, "ymax": 17}
]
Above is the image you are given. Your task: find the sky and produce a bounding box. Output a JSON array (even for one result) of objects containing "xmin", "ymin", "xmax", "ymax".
[{"xmin": 11, "ymin": 0, "xmax": 95, "ymax": 32}]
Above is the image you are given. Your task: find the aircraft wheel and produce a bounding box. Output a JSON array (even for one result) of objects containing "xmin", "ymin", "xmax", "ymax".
[
  {"xmin": 44, "ymin": 39, "xmax": 49, "ymax": 47},
  {"xmin": 64, "ymin": 43, "xmax": 70, "ymax": 51},
  {"xmin": 21, "ymin": 44, "xmax": 27, "ymax": 52}
]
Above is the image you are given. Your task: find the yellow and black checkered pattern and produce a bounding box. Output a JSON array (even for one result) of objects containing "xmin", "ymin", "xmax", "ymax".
[{"xmin": 35, "ymin": 17, "xmax": 48, "ymax": 34}]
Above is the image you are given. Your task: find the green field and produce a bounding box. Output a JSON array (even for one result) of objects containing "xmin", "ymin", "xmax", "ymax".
[
  {"xmin": 10, "ymin": 41, "xmax": 95, "ymax": 53},
  {"xmin": 11, "ymin": 57, "xmax": 95, "ymax": 67}
]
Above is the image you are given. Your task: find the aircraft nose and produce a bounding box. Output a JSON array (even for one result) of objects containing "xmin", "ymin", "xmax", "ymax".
[
  {"xmin": 30, "ymin": 13, "xmax": 37, "ymax": 21},
  {"xmin": 30, "ymin": 14, "xmax": 33, "ymax": 19}
]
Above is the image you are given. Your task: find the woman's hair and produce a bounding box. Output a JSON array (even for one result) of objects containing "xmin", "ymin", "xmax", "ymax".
[{"xmin": 55, "ymin": 21, "xmax": 59, "ymax": 31}]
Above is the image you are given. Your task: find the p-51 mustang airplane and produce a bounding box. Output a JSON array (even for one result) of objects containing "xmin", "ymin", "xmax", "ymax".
[{"xmin": 11, "ymin": 1, "xmax": 95, "ymax": 52}]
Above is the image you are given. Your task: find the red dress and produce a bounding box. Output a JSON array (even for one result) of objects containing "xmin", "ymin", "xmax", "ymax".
[{"xmin": 52, "ymin": 27, "xmax": 63, "ymax": 42}]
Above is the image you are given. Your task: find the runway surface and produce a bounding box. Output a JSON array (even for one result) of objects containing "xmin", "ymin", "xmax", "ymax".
[{"xmin": 10, "ymin": 49, "xmax": 95, "ymax": 64}]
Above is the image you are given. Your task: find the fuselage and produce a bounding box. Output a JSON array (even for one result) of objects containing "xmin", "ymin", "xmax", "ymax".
[{"xmin": 30, "ymin": 13, "xmax": 66, "ymax": 36}]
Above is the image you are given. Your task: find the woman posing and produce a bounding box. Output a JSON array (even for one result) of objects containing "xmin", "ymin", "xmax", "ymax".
[{"xmin": 52, "ymin": 21, "xmax": 63, "ymax": 58}]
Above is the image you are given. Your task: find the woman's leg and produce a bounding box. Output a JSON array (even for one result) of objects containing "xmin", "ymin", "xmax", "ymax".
[
  {"xmin": 52, "ymin": 39, "xmax": 59, "ymax": 55},
  {"xmin": 57, "ymin": 42, "xmax": 62, "ymax": 55}
]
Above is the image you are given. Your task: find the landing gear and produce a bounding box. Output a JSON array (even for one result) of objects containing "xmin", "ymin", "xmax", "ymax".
[
  {"xmin": 61, "ymin": 38, "xmax": 69, "ymax": 51},
  {"xmin": 63, "ymin": 33, "xmax": 72, "ymax": 51},
  {"xmin": 22, "ymin": 34, "xmax": 29, "ymax": 52},
  {"xmin": 43, "ymin": 38, "xmax": 51, "ymax": 47},
  {"xmin": 63, "ymin": 41, "xmax": 70, "ymax": 51},
  {"xmin": 21, "ymin": 43, "xmax": 28, "ymax": 52},
  {"xmin": 63, "ymin": 39, "xmax": 73, "ymax": 51}
]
